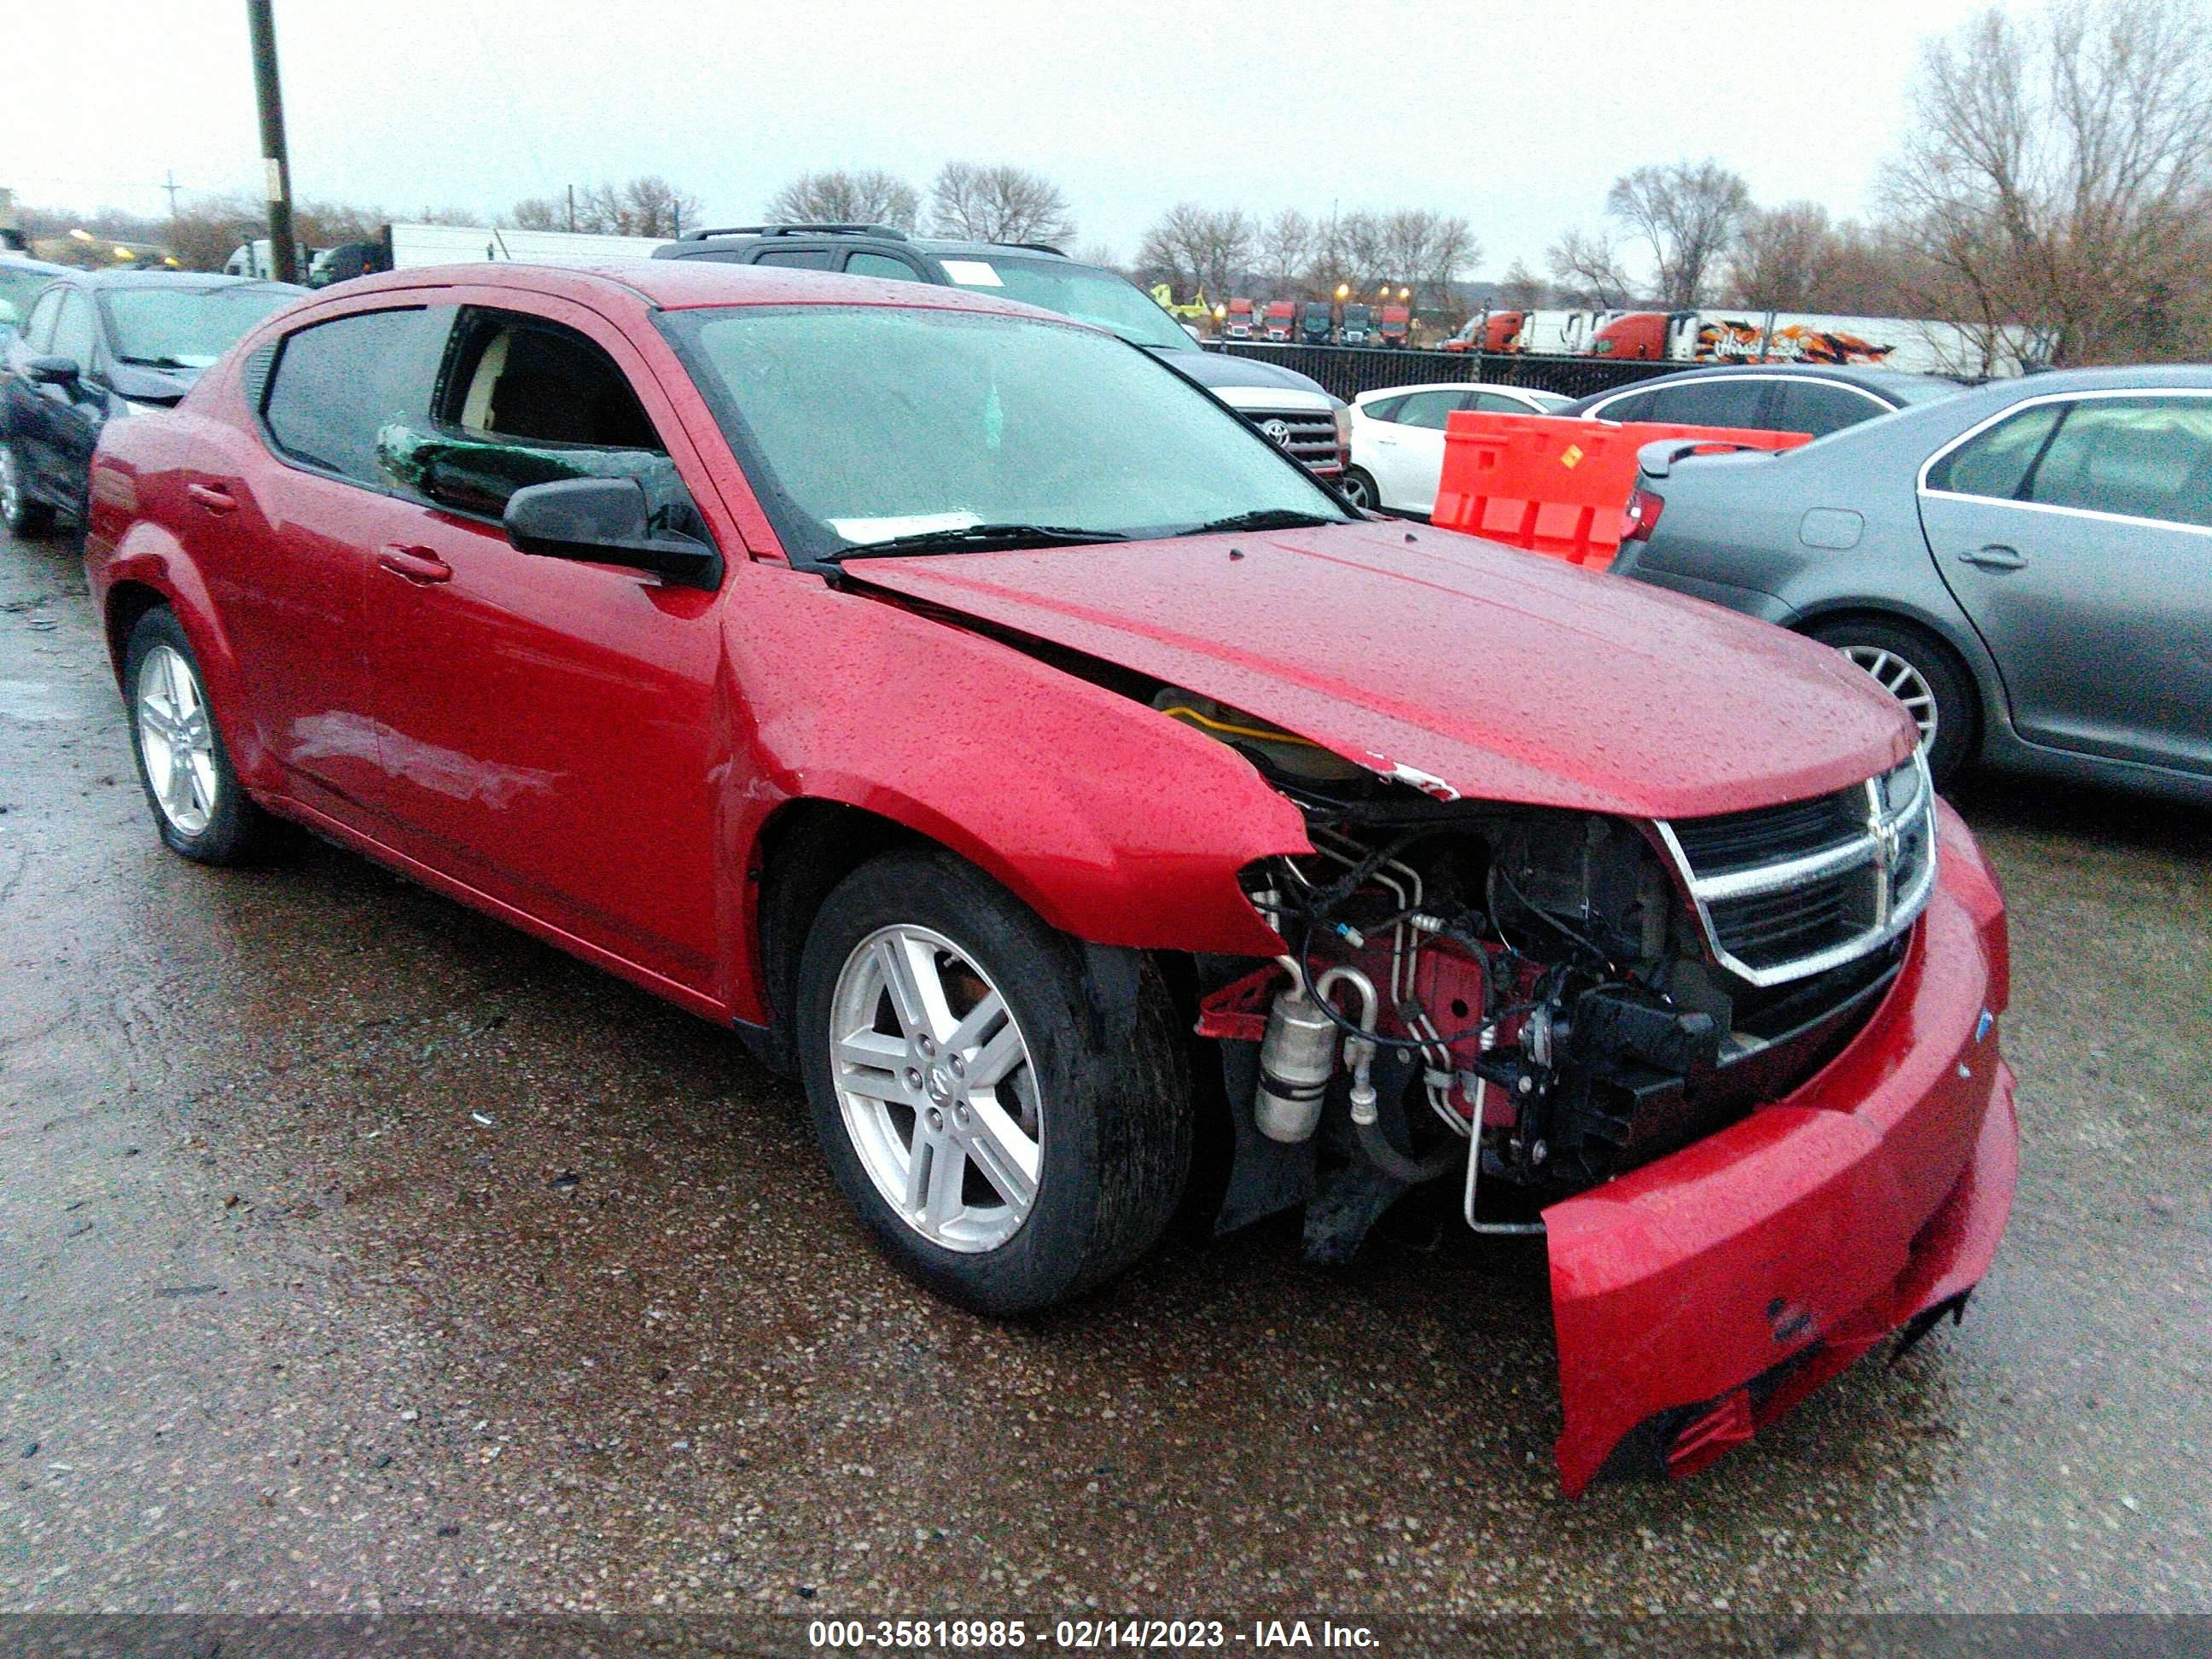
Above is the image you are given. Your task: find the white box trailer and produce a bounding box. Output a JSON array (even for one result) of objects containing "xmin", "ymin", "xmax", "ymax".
[{"xmin": 383, "ymin": 222, "xmax": 669, "ymax": 269}]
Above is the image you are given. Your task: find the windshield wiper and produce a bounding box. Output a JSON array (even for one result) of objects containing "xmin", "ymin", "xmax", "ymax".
[
  {"xmin": 1173, "ymin": 508, "xmax": 1344, "ymax": 538},
  {"xmin": 114, "ymin": 354, "xmax": 196, "ymax": 369},
  {"xmin": 830, "ymin": 522, "xmax": 1132, "ymax": 560}
]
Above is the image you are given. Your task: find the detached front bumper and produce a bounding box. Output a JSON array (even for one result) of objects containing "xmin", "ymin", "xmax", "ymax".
[{"xmin": 1544, "ymin": 800, "xmax": 2016, "ymax": 1496}]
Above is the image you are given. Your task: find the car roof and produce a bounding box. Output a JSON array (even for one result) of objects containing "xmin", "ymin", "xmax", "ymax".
[
  {"xmin": 1353, "ymin": 381, "xmax": 1556, "ymax": 405},
  {"xmin": 288, "ymin": 257, "xmax": 1104, "ymax": 323},
  {"xmin": 1561, "ymin": 360, "xmax": 1960, "ymax": 416},
  {"xmin": 662, "ymin": 230, "xmax": 1075, "ymax": 264},
  {"xmin": 1, "ymin": 254, "xmax": 77, "ymax": 279}
]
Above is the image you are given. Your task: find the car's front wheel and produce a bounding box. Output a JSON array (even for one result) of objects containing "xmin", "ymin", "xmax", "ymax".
[
  {"xmin": 795, "ymin": 847, "xmax": 1190, "ymax": 1316},
  {"xmin": 123, "ymin": 607, "xmax": 281, "ymax": 864},
  {"xmin": 1, "ymin": 439, "xmax": 55, "ymax": 539},
  {"xmin": 1338, "ymin": 467, "xmax": 1380, "ymax": 511},
  {"xmin": 1811, "ymin": 618, "xmax": 1976, "ymax": 788}
]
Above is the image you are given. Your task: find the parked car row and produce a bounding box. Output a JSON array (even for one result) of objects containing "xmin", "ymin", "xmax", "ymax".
[
  {"xmin": 1, "ymin": 267, "xmax": 300, "ymax": 538},
  {"xmin": 72, "ymin": 256, "xmax": 2015, "ymax": 1497}
]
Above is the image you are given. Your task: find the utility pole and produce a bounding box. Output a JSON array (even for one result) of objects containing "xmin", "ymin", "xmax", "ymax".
[
  {"xmin": 566, "ymin": 183, "xmax": 576, "ymax": 233},
  {"xmin": 161, "ymin": 171, "xmax": 182, "ymax": 220},
  {"xmin": 245, "ymin": 0, "xmax": 300, "ymax": 284}
]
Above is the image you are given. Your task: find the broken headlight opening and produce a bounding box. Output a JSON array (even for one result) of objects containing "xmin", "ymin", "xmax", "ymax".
[{"xmin": 1184, "ymin": 701, "xmax": 1936, "ymax": 1254}]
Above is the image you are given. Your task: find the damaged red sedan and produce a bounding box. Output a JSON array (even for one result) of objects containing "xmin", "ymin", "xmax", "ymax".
[{"xmin": 83, "ymin": 261, "xmax": 2017, "ymax": 1494}]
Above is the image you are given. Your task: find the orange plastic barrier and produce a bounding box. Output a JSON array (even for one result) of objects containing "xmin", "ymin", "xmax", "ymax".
[{"xmin": 1431, "ymin": 412, "xmax": 1811, "ymax": 568}]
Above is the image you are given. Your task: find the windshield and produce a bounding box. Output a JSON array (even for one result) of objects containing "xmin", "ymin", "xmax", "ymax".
[
  {"xmin": 664, "ymin": 305, "xmax": 1349, "ymax": 563},
  {"xmin": 0, "ymin": 267, "xmax": 54, "ymax": 330},
  {"xmin": 100, "ymin": 285, "xmax": 295, "ymax": 370},
  {"xmin": 932, "ymin": 254, "xmax": 1190, "ymax": 350}
]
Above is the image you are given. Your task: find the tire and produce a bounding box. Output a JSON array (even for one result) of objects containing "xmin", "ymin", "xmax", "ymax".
[
  {"xmin": 795, "ymin": 847, "xmax": 1190, "ymax": 1316},
  {"xmin": 122, "ymin": 607, "xmax": 282, "ymax": 864},
  {"xmin": 1, "ymin": 439, "xmax": 55, "ymax": 539},
  {"xmin": 1810, "ymin": 618, "xmax": 1976, "ymax": 788},
  {"xmin": 1338, "ymin": 467, "xmax": 1380, "ymax": 511}
]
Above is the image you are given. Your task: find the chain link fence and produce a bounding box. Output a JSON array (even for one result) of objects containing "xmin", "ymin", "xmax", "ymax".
[{"xmin": 1208, "ymin": 342, "xmax": 1698, "ymax": 404}]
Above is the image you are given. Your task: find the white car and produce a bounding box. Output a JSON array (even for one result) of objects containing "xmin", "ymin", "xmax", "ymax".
[{"xmin": 1342, "ymin": 381, "xmax": 1571, "ymax": 515}]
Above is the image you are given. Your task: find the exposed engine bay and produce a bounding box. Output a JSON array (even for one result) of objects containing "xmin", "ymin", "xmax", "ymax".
[{"xmin": 1167, "ymin": 689, "xmax": 1919, "ymax": 1249}]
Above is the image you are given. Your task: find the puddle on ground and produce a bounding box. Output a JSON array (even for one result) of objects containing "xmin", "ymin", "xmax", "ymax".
[{"xmin": 0, "ymin": 680, "xmax": 94, "ymax": 723}]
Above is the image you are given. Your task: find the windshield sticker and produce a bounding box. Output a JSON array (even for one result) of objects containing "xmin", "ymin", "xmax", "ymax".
[
  {"xmin": 828, "ymin": 511, "xmax": 982, "ymax": 545},
  {"xmin": 940, "ymin": 260, "xmax": 1004, "ymax": 288}
]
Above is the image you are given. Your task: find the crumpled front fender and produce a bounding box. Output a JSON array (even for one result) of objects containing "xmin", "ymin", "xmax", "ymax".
[{"xmin": 1544, "ymin": 806, "xmax": 2017, "ymax": 1495}]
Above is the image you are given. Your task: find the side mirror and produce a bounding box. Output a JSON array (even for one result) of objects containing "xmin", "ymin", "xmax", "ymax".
[
  {"xmin": 503, "ymin": 476, "xmax": 721, "ymax": 589},
  {"xmin": 28, "ymin": 355, "xmax": 81, "ymax": 387}
]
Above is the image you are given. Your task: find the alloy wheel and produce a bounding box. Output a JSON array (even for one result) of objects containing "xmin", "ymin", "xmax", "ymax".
[
  {"xmin": 1838, "ymin": 643, "xmax": 1940, "ymax": 748},
  {"xmin": 0, "ymin": 444, "xmax": 20, "ymax": 527},
  {"xmin": 136, "ymin": 643, "xmax": 220, "ymax": 836},
  {"xmin": 1339, "ymin": 472, "xmax": 1374, "ymax": 509},
  {"xmin": 828, "ymin": 923, "xmax": 1043, "ymax": 1254}
]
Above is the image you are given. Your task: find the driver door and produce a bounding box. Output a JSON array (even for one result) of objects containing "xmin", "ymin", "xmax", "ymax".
[{"xmin": 352, "ymin": 296, "xmax": 731, "ymax": 995}]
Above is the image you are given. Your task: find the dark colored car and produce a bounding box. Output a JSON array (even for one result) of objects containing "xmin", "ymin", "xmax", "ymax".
[
  {"xmin": 1, "ymin": 270, "xmax": 300, "ymax": 538},
  {"xmin": 655, "ymin": 224, "xmax": 1349, "ymax": 474},
  {"xmin": 1613, "ymin": 364, "xmax": 2212, "ymax": 801},
  {"xmin": 84, "ymin": 259, "xmax": 2013, "ymax": 1495},
  {"xmin": 1561, "ymin": 362, "xmax": 1961, "ymax": 439},
  {"xmin": 0, "ymin": 253, "xmax": 75, "ymax": 341}
]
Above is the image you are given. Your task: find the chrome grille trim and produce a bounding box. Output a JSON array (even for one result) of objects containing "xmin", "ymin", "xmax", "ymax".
[{"xmin": 1655, "ymin": 753, "xmax": 1939, "ymax": 989}]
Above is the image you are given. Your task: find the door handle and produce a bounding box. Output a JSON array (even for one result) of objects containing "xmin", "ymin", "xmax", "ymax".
[
  {"xmin": 186, "ymin": 482, "xmax": 237, "ymax": 515},
  {"xmin": 376, "ymin": 544, "xmax": 453, "ymax": 585},
  {"xmin": 1959, "ymin": 544, "xmax": 2026, "ymax": 571}
]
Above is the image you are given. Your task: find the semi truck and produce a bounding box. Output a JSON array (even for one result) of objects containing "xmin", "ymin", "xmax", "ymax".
[
  {"xmin": 1589, "ymin": 308, "xmax": 2044, "ymax": 377},
  {"xmin": 1223, "ymin": 297, "xmax": 1256, "ymax": 339},
  {"xmin": 1441, "ymin": 309, "xmax": 1610, "ymax": 355},
  {"xmin": 1377, "ymin": 305, "xmax": 1412, "ymax": 348},
  {"xmin": 1339, "ymin": 302, "xmax": 1375, "ymax": 346},
  {"xmin": 1262, "ymin": 300, "xmax": 1295, "ymax": 341},
  {"xmin": 1299, "ymin": 300, "xmax": 1336, "ymax": 344}
]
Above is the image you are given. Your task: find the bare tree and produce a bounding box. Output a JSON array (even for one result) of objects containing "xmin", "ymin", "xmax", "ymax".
[
  {"xmin": 1604, "ymin": 159, "xmax": 1750, "ymax": 306},
  {"xmin": 1137, "ymin": 203, "xmax": 1255, "ymax": 302},
  {"xmin": 1546, "ymin": 225, "xmax": 1634, "ymax": 307},
  {"xmin": 931, "ymin": 163, "xmax": 1076, "ymax": 245},
  {"xmin": 765, "ymin": 169, "xmax": 920, "ymax": 230},
  {"xmin": 1721, "ymin": 202, "xmax": 1842, "ymax": 309},
  {"xmin": 516, "ymin": 176, "xmax": 701, "ymax": 238},
  {"xmin": 1255, "ymin": 209, "xmax": 1313, "ymax": 290},
  {"xmin": 1074, "ymin": 242, "xmax": 1123, "ymax": 272},
  {"xmin": 1882, "ymin": 0, "xmax": 2212, "ymax": 364},
  {"xmin": 1496, "ymin": 258, "xmax": 1549, "ymax": 310}
]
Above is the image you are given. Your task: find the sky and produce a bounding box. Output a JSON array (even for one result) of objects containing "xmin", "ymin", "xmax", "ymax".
[{"xmin": 5, "ymin": 0, "xmax": 2030, "ymax": 281}]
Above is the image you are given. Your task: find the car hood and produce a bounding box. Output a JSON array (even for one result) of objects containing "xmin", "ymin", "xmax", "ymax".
[
  {"xmin": 851, "ymin": 521, "xmax": 1915, "ymax": 821},
  {"xmin": 1150, "ymin": 345, "xmax": 1335, "ymax": 402}
]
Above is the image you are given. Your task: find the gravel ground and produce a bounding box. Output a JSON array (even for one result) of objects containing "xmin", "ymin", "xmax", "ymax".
[{"xmin": 1, "ymin": 522, "xmax": 2206, "ymax": 1620}]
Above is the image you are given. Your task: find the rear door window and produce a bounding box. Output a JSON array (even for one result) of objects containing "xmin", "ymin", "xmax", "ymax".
[
  {"xmin": 1924, "ymin": 402, "xmax": 2067, "ymax": 500},
  {"xmin": 2022, "ymin": 397, "xmax": 2212, "ymax": 528},
  {"xmin": 1643, "ymin": 377, "xmax": 1770, "ymax": 430},
  {"xmin": 1774, "ymin": 380, "xmax": 1889, "ymax": 438},
  {"xmin": 1392, "ymin": 390, "xmax": 1463, "ymax": 430},
  {"xmin": 1471, "ymin": 390, "xmax": 1538, "ymax": 414},
  {"xmin": 262, "ymin": 306, "xmax": 454, "ymax": 487},
  {"xmin": 1362, "ymin": 394, "xmax": 1408, "ymax": 423},
  {"xmin": 1590, "ymin": 388, "xmax": 1653, "ymax": 422}
]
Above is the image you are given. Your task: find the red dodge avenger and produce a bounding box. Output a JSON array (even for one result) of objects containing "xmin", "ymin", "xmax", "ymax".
[{"xmin": 84, "ymin": 260, "xmax": 2016, "ymax": 1493}]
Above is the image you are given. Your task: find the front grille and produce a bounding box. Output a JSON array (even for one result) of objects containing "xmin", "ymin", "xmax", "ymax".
[
  {"xmin": 1658, "ymin": 757, "xmax": 1938, "ymax": 987},
  {"xmin": 1245, "ymin": 408, "xmax": 1342, "ymax": 473}
]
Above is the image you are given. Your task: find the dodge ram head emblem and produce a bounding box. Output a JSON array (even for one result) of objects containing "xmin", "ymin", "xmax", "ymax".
[{"xmin": 1261, "ymin": 419, "xmax": 1293, "ymax": 446}]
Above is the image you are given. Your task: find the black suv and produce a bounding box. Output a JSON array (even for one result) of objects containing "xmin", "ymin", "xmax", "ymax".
[{"xmin": 655, "ymin": 225, "xmax": 1348, "ymax": 476}]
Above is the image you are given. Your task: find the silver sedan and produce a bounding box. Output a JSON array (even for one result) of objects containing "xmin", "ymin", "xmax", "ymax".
[{"xmin": 1611, "ymin": 364, "xmax": 2212, "ymax": 802}]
